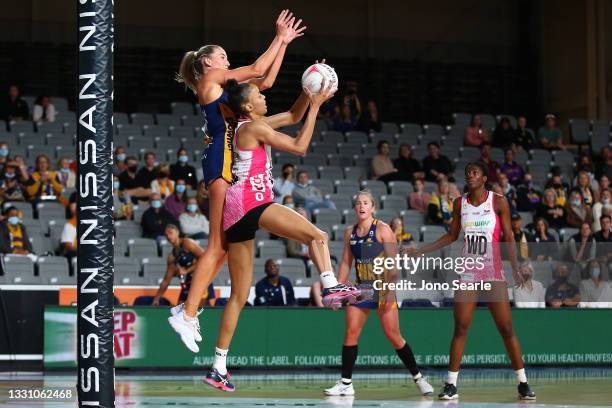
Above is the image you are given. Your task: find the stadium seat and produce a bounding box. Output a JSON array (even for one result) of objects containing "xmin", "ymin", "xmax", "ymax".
[
  {"xmin": 3, "ymin": 255, "xmax": 37, "ymax": 284},
  {"xmin": 141, "ymin": 257, "xmax": 167, "ymax": 283},
  {"xmin": 422, "ymin": 124, "xmax": 445, "ymax": 137},
  {"xmin": 37, "ymin": 122, "xmax": 65, "ymax": 135},
  {"xmin": 10, "ymin": 121, "xmax": 35, "ymax": 134},
  {"xmin": 113, "ymin": 112, "xmax": 130, "ymax": 125},
  {"xmin": 421, "ymin": 225, "xmax": 447, "ymax": 242},
  {"xmin": 276, "ymin": 258, "xmax": 307, "ymax": 285},
  {"xmin": 302, "ymin": 153, "xmax": 327, "ymax": 166},
  {"xmin": 361, "ymin": 180, "xmax": 387, "ymax": 197},
  {"xmin": 380, "ymin": 195, "xmax": 407, "ymax": 212},
  {"xmin": 496, "ymin": 114, "xmax": 517, "ymax": 128},
  {"xmin": 116, "ymin": 124, "xmax": 142, "ymax": 136},
  {"xmin": 171, "ymin": 102, "xmax": 195, "ymax": 116},
  {"xmin": 317, "ymin": 166, "xmax": 343, "ymax": 181},
  {"xmin": 170, "ymin": 126, "xmax": 195, "ymax": 139},
  {"xmin": 345, "ymin": 131, "xmax": 368, "ymax": 145},
  {"xmin": 401, "ymin": 210, "xmax": 425, "ymax": 228},
  {"xmin": 477, "ymin": 113, "xmax": 496, "ymax": 131},
  {"xmin": 399, "ymin": 123, "xmax": 422, "ymax": 137},
  {"xmin": 29, "ymin": 234, "xmax": 53, "ymax": 255},
  {"xmin": 380, "ymin": 122, "xmax": 398, "ymax": 134},
  {"xmin": 569, "ymin": 118, "xmax": 590, "ymax": 146},
  {"xmin": 320, "ymin": 130, "xmax": 344, "ymax": 145},
  {"xmin": 38, "ymin": 256, "xmax": 71, "ymax": 284},
  {"xmin": 388, "ymin": 181, "xmax": 413, "ymax": 196},
  {"xmin": 313, "ymin": 208, "xmax": 342, "ymax": 226},
  {"xmin": 127, "ymin": 238, "xmax": 159, "ymax": 258},
  {"xmin": 115, "ymin": 220, "xmax": 142, "ymax": 238},
  {"xmin": 374, "ymin": 209, "xmax": 397, "ymax": 223},
  {"xmin": 20, "ymin": 132, "xmax": 45, "ymax": 147},
  {"xmin": 370, "ymin": 133, "xmax": 396, "ymax": 146},
  {"xmin": 331, "ymin": 224, "xmax": 351, "ymax": 241},
  {"xmin": 128, "ymin": 135, "xmax": 150, "ymax": 150},
  {"xmin": 452, "ymin": 113, "xmax": 471, "ymax": 127},
  {"xmin": 4, "ymin": 201, "xmax": 33, "ymax": 219},
  {"xmin": 37, "ymin": 202, "xmax": 65, "ymax": 220},
  {"xmin": 530, "ymin": 149, "xmax": 552, "ymax": 165},
  {"xmin": 342, "ymin": 166, "xmax": 365, "ymax": 181},
  {"xmin": 327, "ymin": 194, "xmax": 352, "ymax": 210},
  {"xmin": 213, "ymin": 265, "xmax": 231, "ymax": 286},
  {"xmin": 460, "ymin": 146, "xmax": 480, "ymax": 160}
]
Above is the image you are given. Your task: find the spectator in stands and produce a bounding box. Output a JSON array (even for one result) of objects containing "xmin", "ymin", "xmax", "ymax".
[
  {"xmin": 292, "ymin": 170, "xmax": 336, "ymax": 213},
  {"xmin": 575, "ymin": 170, "xmax": 597, "ymax": 207},
  {"xmin": 592, "ymin": 190, "xmax": 612, "ymax": 232},
  {"xmin": 60, "ymin": 201, "xmax": 77, "ymax": 259},
  {"xmin": 576, "ymin": 153, "xmax": 597, "ymax": 185},
  {"xmin": 478, "ymin": 143, "xmax": 500, "ymax": 183},
  {"xmin": 565, "ymin": 190, "xmax": 594, "ymax": 228},
  {"xmin": 358, "ymin": 101, "xmax": 382, "ymax": 133},
  {"xmin": 422, "ymin": 142, "xmax": 453, "ymax": 182},
  {"xmin": 568, "ymin": 222, "xmax": 596, "ymax": 270},
  {"xmin": 530, "ymin": 217, "xmax": 557, "ymax": 261},
  {"xmin": 593, "ymin": 214, "xmax": 611, "ymax": 265},
  {"xmin": 32, "ymin": 95, "xmax": 56, "ymax": 123},
  {"xmin": 112, "ymin": 175, "xmax": 133, "ymax": 221},
  {"xmin": 545, "ymin": 167, "xmax": 569, "ymax": 206},
  {"xmin": 0, "ymin": 206, "xmax": 33, "ymax": 256},
  {"xmin": 595, "ymin": 146, "xmax": 612, "ymax": 181},
  {"xmin": 535, "ymin": 188, "xmax": 565, "ymax": 231},
  {"xmin": 113, "ymin": 146, "xmax": 127, "ymax": 176},
  {"xmin": 513, "ymin": 261, "xmax": 546, "ymax": 308},
  {"xmin": 513, "ymin": 115, "xmax": 536, "ymax": 151},
  {"xmin": 394, "ymin": 144, "xmax": 424, "ymax": 182},
  {"xmin": 308, "ymin": 281, "xmax": 324, "ymax": 307},
  {"xmin": 499, "ymin": 147, "xmax": 524, "ymax": 185},
  {"xmin": 273, "ymin": 163, "xmax": 295, "ymax": 203},
  {"xmin": 342, "ymin": 81, "xmax": 362, "ymax": 119},
  {"xmin": 409, "ymin": 179, "xmax": 431, "ymax": 215},
  {"xmin": 286, "ymin": 207, "xmax": 311, "ymax": 264},
  {"xmin": 463, "ymin": 114, "xmax": 489, "ymax": 147},
  {"xmin": 119, "ymin": 156, "xmax": 151, "ymax": 202},
  {"xmin": 56, "ymin": 158, "xmax": 76, "ymax": 189},
  {"xmin": 136, "ymin": 152, "xmax": 158, "ymax": 189},
  {"xmin": 165, "ymin": 178, "xmax": 187, "ymax": 219},
  {"xmin": 538, "ymin": 114, "xmax": 566, "ymax": 151},
  {"xmin": 579, "ymin": 260, "xmax": 612, "ymax": 308},
  {"xmin": 196, "ymin": 180, "xmax": 209, "ymax": 218},
  {"xmin": 0, "ymin": 162, "xmax": 27, "ymax": 203},
  {"xmin": 599, "ymin": 174, "xmax": 610, "ymax": 195},
  {"xmin": 510, "ymin": 213, "xmax": 531, "ymax": 261},
  {"xmin": 282, "ymin": 195, "xmax": 295, "ymax": 209},
  {"xmin": 141, "ymin": 192, "xmax": 176, "ymax": 241},
  {"xmin": 254, "ymin": 259, "xmax": 296, "ymax": 306},
  {"xmin": 491, "ymin": 116, "xmax": 514, "ymax": 148},
  {"xmin": 516, "ymin": 173, "xmax": 541, "ymax": 212},
  {"xmin": 151, "ymin": 164, "xmax": 174, "ymax": 199},
  {"xmin": 371, "ymin": 140, "xmax": 400, "ymax": 183},
  {"xmin": 332, "ymin": 104, "xmax": 357, "ymax": 133},
  {"xmin": 179, "ymin": 197, "xmax": 209, "ymax": 240},
  {"xmin": 390, "ymin": 217, "xmax": 415, "ymax": 252},
  {"xmin": 25, "ymin": 154, "xmax": 64, "ymax": 205},
  {"xmin": 0, "ymin": 142, "xmax": 9, "ymax": 173},
  {"xmin": 427, "ymin": 179, "xmax": 455, "ymax": 230},
  {"xmin": 2, "ymin": 85, "xmax": 29, "ymax": 121},
  {"xmin": 170, "ymin": 148, "xmax": 197, "ymax": 190},
  {"xmin": 546, "ymin": 264, "xmax": 580, "ymax": 307},
  {"xmin": 498, "ymin": 173, "xmax": 517, "ymax": 210}
]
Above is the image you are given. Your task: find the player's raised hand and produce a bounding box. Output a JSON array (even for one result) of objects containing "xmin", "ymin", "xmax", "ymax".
[
  {"xmin": 275, "ymin": 9, "xmax": 292, "ymax": 37},
  {"xmin": 281, "ymin": 15, "xmax": 307, "ymax": 44},
  {"xmin": 304, "ymin": 78, "xmax": 336, "ymax": 107}
]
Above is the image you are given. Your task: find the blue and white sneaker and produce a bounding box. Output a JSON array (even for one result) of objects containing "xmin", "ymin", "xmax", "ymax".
[{"xmin": 204, "ymin": 368, "xmax": 235, "ymax": 392}]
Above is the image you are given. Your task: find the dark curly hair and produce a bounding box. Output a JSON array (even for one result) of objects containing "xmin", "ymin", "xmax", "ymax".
[{"xmin": 225, "ymin": 79, "xmax": 253, "ymax": 116}]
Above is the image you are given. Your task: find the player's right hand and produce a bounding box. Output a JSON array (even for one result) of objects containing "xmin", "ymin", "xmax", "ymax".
[{"xmin": 304, "ymin": 78, "xmax": 336, "ymax": 107}]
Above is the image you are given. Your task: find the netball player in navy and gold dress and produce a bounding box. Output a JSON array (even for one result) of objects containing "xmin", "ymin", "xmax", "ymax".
[
  {"xmin": 325, "ymin": 190, "xmax": 433, "ymax": 397},
  {"xmin": 168, "ymin": 11, "xmax": 306, "ymax": 352}
]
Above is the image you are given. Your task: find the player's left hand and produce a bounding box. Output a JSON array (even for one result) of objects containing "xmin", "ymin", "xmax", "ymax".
[{"xmin": 281, "ymin": 14, "xmax": 307, "ymax": 44}]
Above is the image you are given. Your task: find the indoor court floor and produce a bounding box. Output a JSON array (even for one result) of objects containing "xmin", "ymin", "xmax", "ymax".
[{"xmin": 0, "ymin": 367, "xmax": 610, "ymax": 407}]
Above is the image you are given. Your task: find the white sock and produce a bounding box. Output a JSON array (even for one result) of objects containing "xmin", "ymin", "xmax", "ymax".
[
  {"xmin": 413, "ymin": 372, "xmax": 422, "ymax": 381},
  {"xmin": 213, "ymin": 347, "xmax": 228, "ymax": 375},
  {"xmin": 447, "ymin": 371, "xmax": 459, "ymax": 386},
  {"xmin": 515, "ymin": 368, "xmax": 527, "ymax": 383},
  {"xmin": 341, "ymin": 377, "xmax": 352, "ymax": 385},
  {"xmin": 320, "ymin": 271, "xmax": 339, "ymax": 289},
  {"xmin": 182, "ymin": 311, "xmax": 196, "ymax": 322}
]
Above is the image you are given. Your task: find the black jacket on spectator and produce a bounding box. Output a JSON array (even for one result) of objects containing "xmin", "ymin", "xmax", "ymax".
[
  {"xmin": 136, "ymin": 167, "xmax": 157, "ymax": 189},
  {"xmin": 0, "ymin": 222, "xmax": 33, "ymax": 253},
  {"xmin": 491, "ymin": 126, "xmax": 515, "ymax": 148},
  {"xmin": 422, "ymin": 155, "xmax": 453, "ymax": 182},
  {"xmin": 141, "ymin": 207, "xmax": 176, "ymax": 239},
  {"xmin": 394, "ymin": 156, "xmax": 421, "ymax": 181},
  {"xmin": 2, "ymin": 97, "xmax": 29, "ymax": 121},
  {"xmin": 358, "ymin": 111, "xmax": 382, "ymax": 133},
  {"xmin": 514, "ymin": 128, "xmax": 536, "ymax": 150},
  {"xmin": 535, "ymin": 203, "xmax": 566, "ymax": 230},
  {"xmin": 118, "ymin": 170, "xmax": 140, "ymax": 190},
  {"xmin": 254, "ymin": 276, "xmax": 295, "ymax": 306},
  {"xmin": 516, "ymin": 183, "xmax": 541, "ymax": 212},
  {"xmin": 170, "ymin": 163, "xmax": 198, "ymax": 189}
]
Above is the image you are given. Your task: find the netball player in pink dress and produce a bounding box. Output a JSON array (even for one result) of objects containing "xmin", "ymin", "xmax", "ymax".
[
  {"xmin": 203, "ymin": 78, "xmax": 366, "ymax": 391},
  {"xmin": 409, "ymin": 161, "xmax": 535, "ymax": 401}
]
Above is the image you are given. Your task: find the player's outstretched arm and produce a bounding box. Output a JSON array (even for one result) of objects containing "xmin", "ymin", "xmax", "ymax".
[
  {"xmin": 496, "ymin": 194, "xmax": 524, "ymax": 287},
  {"xmin": 337, "ymin": 227, "xmax": 354, "ymax": 283},
  {"xmin": 409, "ymin": 196, "xmax": 462, "ymax": 256}
]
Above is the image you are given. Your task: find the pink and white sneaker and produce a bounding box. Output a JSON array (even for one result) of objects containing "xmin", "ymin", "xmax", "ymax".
[{"xmin": 204, "ymin": 368, "xmax": 235, "ymax": 392}]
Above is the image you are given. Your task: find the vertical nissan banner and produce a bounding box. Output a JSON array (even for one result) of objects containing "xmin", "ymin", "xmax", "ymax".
[{"xmin": 77, "ymin": 0, "xmax": 115, "ymax": 407}]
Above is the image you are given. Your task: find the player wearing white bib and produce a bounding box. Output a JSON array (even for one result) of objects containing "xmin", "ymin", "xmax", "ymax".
[{"xmin": 408, "ymin": 161, "xmax": 536, "ymax": 401}]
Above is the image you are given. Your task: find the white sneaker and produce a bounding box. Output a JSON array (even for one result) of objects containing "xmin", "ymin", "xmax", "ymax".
[
  {"xmin": 324, "ymin": 380, "xmax": 355, "ymax": 396},
  {"xmin": 170, "ymin": 304, "xmax": 202, "ymax": 342},
  {"xmin": 415, "ymin": 376, "xmax": 434, "ymax": 396},
  {"xmin": 168, "ymin": 312, "xmax": 200, "ymax": 353}
]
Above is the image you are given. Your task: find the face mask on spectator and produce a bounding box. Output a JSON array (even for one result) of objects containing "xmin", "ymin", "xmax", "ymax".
[
  {"xmin": 116, "ymin": 153, "xmax": 126, "ymax": 162},
  {"xmin": 175, "ymin": 184, "xmax": 186, "ymax": 194},
  {"xmin": 128, "ymin": 165, "xmax": 138, "ymax": 173},
  {"xmin": 285, "ymin": 203, "xmax": 295, "ymax": 209},
  {"xmin": 113, "ymin": 181, "xmax": 120, "ymax": 190},
  {"xmin": 60, "ymin": 167, "xmax": 70, "ymax": 173},
  {"xmin": 591, "ymin": 268, "xmax": 601, "ymax": 279},
  {"xmin": 7, "ymin": 216, "xmax": 20, "ymax": 225},
  {"xmin": 0, "ymin": 148, "xmax": 8, "ymax": 157},
  {"xmin": 556, "ymin": 275, "xmax": 568, "ymax": 283},
  {"xmin": 603, "ymin": 198, "xmax": 611, "ymax": 205},
  {"xmin": 5, "ymin": 172, "xmax": 15, "ymax": 179},
  {"xmin": 572, "ymin": 199, "xmax": 581, "ymax": 207},
  {"xmin": 187, "ymin": 204, "xmax": 198, "ymax": 213},
  {"xmin": 151, "ymin": 200, "xmax": 162, "ymax": 209},
  {"xmin": 178, "ymin": 155, "xmax": 189, "ymax": 163}
]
